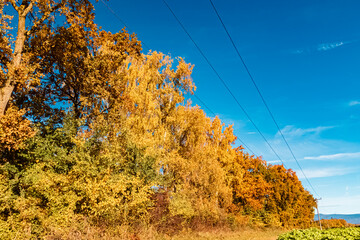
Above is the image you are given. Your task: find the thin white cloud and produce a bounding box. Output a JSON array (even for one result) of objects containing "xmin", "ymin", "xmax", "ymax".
[
  {"xmin": 304, "ymin": 152, "xmax": 360, "ymax": 161},
  {"xmin": 292, "ymin": 49, "xmax": 305, "ymax": 54},
  {"xmin": 298, "ymin": 167, "xmax": 354, "ymax": 179},
  {"xmin": 291, "ymin": 49, "xmax": 307, "ymax": 54},
  {"xmin": 216, "ymin": 114, "xmax": 246, "ymax": 130},
  {"xmin": 349, "ymin": 100, "xmax": 360, "ymax": 106},
  {"xmin": 247, "ymin": 122, "xmax": 360, "ymax": 215},
  {"xmin": 276, "ymin": 125, "xmax": 334, "ymax": 138},
  {"xmin": 320, "ymin": 195, "xmax": 360, "ymax": 214},
  {"xmin": 292, "ymin": 40, "xmax": 353, "ymax": 54},
  {"xmin": 267, "ymin": 160, "xmax": 282, "ymax": 164},
  {"xmin": 317, "ymin": 41, "xmax": 346, "ymax": 51}
]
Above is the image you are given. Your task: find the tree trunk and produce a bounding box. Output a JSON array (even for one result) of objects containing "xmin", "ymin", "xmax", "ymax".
[
  {"xmin": 0, "ymin": 83, "xmax": 15, "ymax": 116},
  {"xmin": 0, "ymin": 3, "xmax": 32, "ymax": 116}
]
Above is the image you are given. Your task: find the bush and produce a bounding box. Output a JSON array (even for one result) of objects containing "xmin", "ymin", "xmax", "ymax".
[
  {"xmin": 277, "ymin": 227, "xmax": 360, "ymax": 240},
  {"xmin": 312, "ymin": 219, "xmax": 353, "ymax": 229}
]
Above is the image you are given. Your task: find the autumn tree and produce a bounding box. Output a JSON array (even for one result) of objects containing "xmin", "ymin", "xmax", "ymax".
[
  {"xmin": 1, "ymin": 0, "xmax": 57, "ymax": 115},
  {"xmin": 0, "ymin": 0, "xmax": 101, "ymax": 155},
  {"xmin": 264, "ymin": 165, "xmax": 316, "ymax": 228},
  {"xmin": 161, "ymin": 107, "xmax": 233, "ymax": 222},
  {"xmin": 228, "ymin": 148, "xmax": 271, "ymax": 214}
]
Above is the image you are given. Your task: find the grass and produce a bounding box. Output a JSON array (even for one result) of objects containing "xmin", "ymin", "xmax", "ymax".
[
  {"xmin": 154, "ymin": 227, "xmax": 285, "ymax": 240},
  {"xmin": 44, "ymin": 225, "xmax": 285, "ymax": 240}
]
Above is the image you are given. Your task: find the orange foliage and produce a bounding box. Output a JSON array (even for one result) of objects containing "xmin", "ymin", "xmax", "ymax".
[
  {"xmin": 0, "ymin": 106, "xmax": 35, "ymax": 152},
  {"xmin": 264, "ymin": 165, "xmax": 316, "ymax": 228},
  {"xmin": 229, "ymin": 148, "xmax": 270, "ymax": 212},
  {"xmin": 314, "ymin": 218, "xmax": 354, "ymax": 229}
]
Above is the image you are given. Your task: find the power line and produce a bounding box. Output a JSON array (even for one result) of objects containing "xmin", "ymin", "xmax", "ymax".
[
  {"xmin": 98, "ymin": 1, "xmax": 258, "ymax": 157},
  {"xmin": 99, "ymin": 0, "xmax": 129, "ymax": 30},
  {"xmin": 161, "ymin": 0, "xmax": 287, "ymax": 167},
  {"xmin": 208, "ymin": 0, "xmax": 320, "ymax": 198},
  {"xmin": 192, "ymin": 94, "xmax": 216, "ymax": 116},
  {"xmin": 192, "ymin": 94, "xmax": 256, "ymax": 156},
  {"xmin": 97, "ymin": 0, "xmax": 258, "ymax": 157},
  {"xmin": 99, "ymin": 0, "xmax": 150, "ymax": 51}
]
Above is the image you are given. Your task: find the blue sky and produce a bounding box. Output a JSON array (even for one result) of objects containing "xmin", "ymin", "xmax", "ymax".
[{"xmin": 94, "ymin": 0, "xmax": 359, "ymax": 214}]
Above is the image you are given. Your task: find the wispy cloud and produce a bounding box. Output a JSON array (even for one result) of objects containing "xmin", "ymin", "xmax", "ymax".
[
  {"xmin": 299, "ymin": 167, "xmax": 354, "ymax": 179},
  {"xmin": 317, "ymin": 41, "xmax": 347, "ymax": 51},
  {"xmin": 248, "ymin": 122, "xmax": 360, "ymax": 214},
  {"xmin": 292, "ymin": 40, "xmax": 353, "ymax": 54},
  {"xmin": 319, "ymin": 195, "xmax": 360, "ymax": 214},
  {"xmin": 304, "ymin": 152, "xmax": 360, "ymax": 161},
  {"xmin": 276, "ymin": 125, "xmax": 334, "ymax": 138},
  {"xmin": 349, "ymin": 100, "xmax": 360, "ymax": 106},
  {"xmin": 215, "ymin": 114, "xmax": 246, "ymax": 130},
  {"xmin": 292, "ymin": 49, "xmax": 306, "ymax": 54},
  {"xmin": 267, "ymin": 160, "xmax": 282, "ymax": 164}
]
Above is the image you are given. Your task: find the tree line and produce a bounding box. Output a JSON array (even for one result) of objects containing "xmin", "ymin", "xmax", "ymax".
[{"xmin": 0, "ymin": 1, "xmax": 315, "ymax": 238}]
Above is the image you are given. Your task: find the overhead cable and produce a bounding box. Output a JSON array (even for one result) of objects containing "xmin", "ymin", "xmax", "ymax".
[
  {"xmin": 208, "ymin": 0, "xmax": 320, "ymax": 197},
  {"xmin": 162, "ymin": 0, "xmax": 287, "ymax": 167}
]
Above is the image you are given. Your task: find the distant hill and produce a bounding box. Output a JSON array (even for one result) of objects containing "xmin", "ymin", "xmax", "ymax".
[{"xmin": 317, "ymin": 214, "xmax": 360, "ymax": 225}]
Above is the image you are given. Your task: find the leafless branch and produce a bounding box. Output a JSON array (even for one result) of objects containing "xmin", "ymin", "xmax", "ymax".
[
  {"xmin": 8, "ymin": 0, "xmax": 20, "ymax": 11},
  {"xmin": 22, "ymin": 0, "xmax": 34, "ymax": 16}
]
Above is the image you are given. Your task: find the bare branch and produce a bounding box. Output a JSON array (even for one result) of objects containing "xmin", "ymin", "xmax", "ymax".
[
  {"xmin": 8, "ymin": 0, "xmax": 20, "ymax": 12},
  {"xmin": 53, "ymin": 0, "xmax": 66, "ymax": 12},
  {"xmin": 22, "ymin": 0, "xmax": 34, "ymax": 16},
  {"xmin": 27, "ymin": 0, "xmax": 66, "ymax": 35}
]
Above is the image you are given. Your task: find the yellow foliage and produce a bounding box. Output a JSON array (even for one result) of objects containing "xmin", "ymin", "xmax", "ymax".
[{"xmin": 0, "ymin": 106, "xmax": 35, "ymax": 152}]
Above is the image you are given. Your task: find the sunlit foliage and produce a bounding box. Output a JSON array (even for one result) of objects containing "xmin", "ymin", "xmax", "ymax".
[{"xmin": 278, "ymin": 227, "xmax": 360, "ymax": 240}]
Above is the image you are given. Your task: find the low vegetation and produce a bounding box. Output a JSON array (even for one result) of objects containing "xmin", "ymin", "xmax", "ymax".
[
  {"xmin": 313, "ymin": 219, "xmax": 354, "ymax": 229},
  {"xmin": 278, "ymin": 227, "xmax": 360, "ymax": 240}
]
